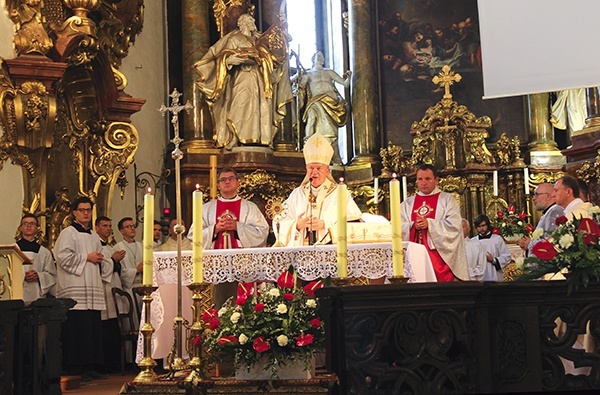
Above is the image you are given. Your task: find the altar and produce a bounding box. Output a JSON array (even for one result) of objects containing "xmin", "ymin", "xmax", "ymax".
[{"xmin": 137, "ymin": 241, "xmax": 436, "ymax": 361}]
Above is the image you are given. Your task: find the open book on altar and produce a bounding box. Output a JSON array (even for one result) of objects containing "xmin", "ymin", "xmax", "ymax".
[{"xmin": 329, "ymin": 214, "xmax": 392, "ymax": 244}]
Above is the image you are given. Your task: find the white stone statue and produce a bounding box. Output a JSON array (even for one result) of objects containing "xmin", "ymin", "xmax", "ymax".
[
  {"xmin": 299, "ymin": 51, "xmax": 351, "ymax": 164},
  {"xmin": 194, "ymin": 14, "xmax": 293, "ymax": 149}
]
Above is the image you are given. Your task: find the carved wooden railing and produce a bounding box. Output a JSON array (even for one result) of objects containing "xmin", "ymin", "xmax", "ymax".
[{"xmin": 317, "ymin": 281, "xmax": 600, "ymax": 394}]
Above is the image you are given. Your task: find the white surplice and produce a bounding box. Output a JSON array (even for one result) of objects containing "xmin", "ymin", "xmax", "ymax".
[{"xmin": 19, "ymin": 242, "xmax": 56, "ymax": 304}]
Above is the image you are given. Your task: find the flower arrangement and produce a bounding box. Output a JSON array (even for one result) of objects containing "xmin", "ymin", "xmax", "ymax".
[
  {"xmin": 492, "ymin": 205, "xmax": 534, "ymax": 238},
  {"xmin": 516, "ymin": 206, "xmax": 600, "ymax": 294},
  {"xmin": 201, "ymin": 267, "xmax": 325, "ymax": 377}
]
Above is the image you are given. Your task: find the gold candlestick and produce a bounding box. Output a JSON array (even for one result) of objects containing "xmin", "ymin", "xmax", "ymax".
[
  {"xmin": 185, "ymin": 282, "xmax": 212, "ymax": 382},
  {"xmin": 388, "ymin": 275, "xmax": 409, "ymax": 284},
  {"xmin": 135, "ymin": 285, "xmax": 158, "ymax": 383}
]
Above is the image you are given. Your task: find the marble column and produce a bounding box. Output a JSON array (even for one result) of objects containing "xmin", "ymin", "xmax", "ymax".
[
  {"xmin": 348, "ymin": 0, "xmax": 380, "ymax": 165},
  {"xmin": 526, "ymin": 93, "xmax": 565, "ymax": 167},
  {"xmin": 182, "ymin": 0, "xmax": 214, "ymax": 148}
]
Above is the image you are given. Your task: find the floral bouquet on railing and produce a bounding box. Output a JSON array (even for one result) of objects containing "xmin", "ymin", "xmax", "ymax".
[
  {"xmin": 492, "ymin": 205, "xmax": 534, "ymax": 239},
  {"xmin": 202, "ymin": 266, "xmax": 325, "ymax": 376},
  {"xmin": 516, "ymin": 206, "xmax": 600, "ymax": 294}
]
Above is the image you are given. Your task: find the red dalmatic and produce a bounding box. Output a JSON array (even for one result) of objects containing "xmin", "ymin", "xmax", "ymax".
[
  {"xmin": 409, "ymin": 194, "xmax": 454, "ymax": 282},
  {"xmin": 213, "ymin": 199, "xmax": 242, "ymax": 249}
]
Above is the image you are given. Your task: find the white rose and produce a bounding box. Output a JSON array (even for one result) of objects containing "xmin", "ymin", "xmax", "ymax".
[
  {"xmin": 268, "ymin": 288, "xmax": 280, "ymax": 297},
  {"xmin": 218, "ymin": 307, "xmax": 227, "ymax": 317},
  {"xmin": 230, "ymin": 312, "xmax": 241, "ymax": 324},
  {"xmin": 239, "ymin": 333, "xmax": 248, "ymax": 345},
  {"xmin": 276, "ymin": 303, "xmax": 288, "ymax": 314},
  {"xmin": 589, "ymin": 206, "xmax": 600, "ymax": 215},
  {"xmin": 559, "ymin": 233, "xmax": 574, "ymax": 249},
  {"xmin": 277, "ymin": 335, "xmax": 289, "ymax": 347},
  {"xmin": 532, "ymin": 228, "xmax": 544, "ymax": 240},
  {"xmin": 306, "ymin": 299, "xmax": 317, "ymax": 308},
  {"xmin": 515, "ymin": 257, "xmax": 525, "ymax": 270}
]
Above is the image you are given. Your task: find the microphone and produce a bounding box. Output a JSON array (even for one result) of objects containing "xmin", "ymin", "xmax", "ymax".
[{"xmin": 308, "ymin": 177, "xmax": 316, "ymax": 245}]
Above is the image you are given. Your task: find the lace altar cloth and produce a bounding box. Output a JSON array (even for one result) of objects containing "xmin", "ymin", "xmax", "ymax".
[{"xmin": 136, "ymin": 241, "xmax": 436, "ymax": 362}]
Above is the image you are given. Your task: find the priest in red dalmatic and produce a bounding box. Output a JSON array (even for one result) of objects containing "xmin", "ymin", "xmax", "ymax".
[
  {"xmin": 187, "ymin": 167, "xmax": 269, "ymax": 307},
  {"xmin": 400, "ymin": 164, "xmax": 468, "ymax": 282}
]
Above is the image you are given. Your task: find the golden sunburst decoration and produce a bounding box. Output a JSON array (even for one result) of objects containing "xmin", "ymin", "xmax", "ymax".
[{"xmin": 265, "ymin": 197, "xmax": 287, "ymax": 221}]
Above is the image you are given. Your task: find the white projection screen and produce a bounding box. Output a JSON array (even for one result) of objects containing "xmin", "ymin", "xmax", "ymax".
[{"xmin": 478, "ymin": 0, "xmax": 600, "ymax": 99}]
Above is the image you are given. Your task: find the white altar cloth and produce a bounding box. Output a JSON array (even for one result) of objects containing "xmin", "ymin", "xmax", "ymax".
[{"xmin": 137, "ymin": 241, "xmax": 436, "ymax": 361}]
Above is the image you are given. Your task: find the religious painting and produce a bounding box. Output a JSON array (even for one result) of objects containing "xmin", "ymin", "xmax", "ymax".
[{"xmin": 378, "ymin": 0, "xmax": 526, "ymax": 150}]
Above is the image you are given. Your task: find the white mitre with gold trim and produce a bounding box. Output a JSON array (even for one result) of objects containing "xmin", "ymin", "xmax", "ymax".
[{"xmin": 303, "ymin": 132, "xmax": 333, "ymax": 165}]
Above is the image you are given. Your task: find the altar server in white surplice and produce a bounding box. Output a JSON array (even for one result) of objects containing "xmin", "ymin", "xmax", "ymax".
[
  {"xmin": 462, "ymin": 219, "xmax": 486, "ymax": 281},
  {"xmin": 472, "ymin": 214, "xmax": 511, "ymax": 282},
  {"xmin": 278, "ymin": 132, "xmax": 362, "ymax": 246},
  {"xmin": 188, "ymin": 167, "xmax": 269, "ymax": 308},
  {"xmin": 53, "ymin": 196, "xmax": 112, "ymax": 378},
  {"xmin": 17, "ymin": 213, "xmax": 56, "ymax": 304},
  {"xmin": 114, "ymin": 216, "xmax": 143, "ymax": 319}
]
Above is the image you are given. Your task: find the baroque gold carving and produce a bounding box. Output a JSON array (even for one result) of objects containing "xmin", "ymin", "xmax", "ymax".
[
  {"xmin": 97, "ymin": 0, "xmax": 144, "ymax": 68},
  {"xmin": 213, "ymin": 0, "xmax": 254, "ymax": 37},
  {"xmin": 238, "ymin": 169, "xmax": 295, "ymax": 203},
  {"xmin": 0, "ymin": 60, "xmax": 58, "ymax": 177},
  {"xmin": 379, "ymin": 141, "xmax": 412, "ymax": 176},
  {"xmin": 495, "ymin": 133, "xmax": 525, "ymax": 167},
  {"xmin": 6, "ymin": 0, "xmax": 53, "ymax": 56},
  {"xmin": 410, "ymin": 66, "xmax": 493, "ymax": 170}
]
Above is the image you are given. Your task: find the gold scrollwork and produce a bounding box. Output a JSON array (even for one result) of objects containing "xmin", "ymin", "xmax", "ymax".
[
  {"xmin": 380, "ymin": 141, "xmax": 412, "ymax": 176},
  {"xmin": 576, "ymin": 150, "xmax": 600, "ymax": 184},
  {"xmin": 238, "ymin": 169, "xmax": 295, "ymax": 203}
]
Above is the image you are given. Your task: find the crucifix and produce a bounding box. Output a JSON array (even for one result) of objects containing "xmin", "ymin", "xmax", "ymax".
[
  {"xmin": 432, "ymin": 65, "xmax": 462, "ymax": 101},
  {"xmin": 158, "ymin": 88, "xmax": 194, "ymax": 373}
]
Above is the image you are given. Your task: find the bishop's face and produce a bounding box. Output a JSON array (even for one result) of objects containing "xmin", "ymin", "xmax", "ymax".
[
  {"xmin": 306, "ymin": 163, "xmax": 329, "ymax": 188},
  {"xmin": 416, "ymin": 169, "xmax": 439, "ymax": 195}
]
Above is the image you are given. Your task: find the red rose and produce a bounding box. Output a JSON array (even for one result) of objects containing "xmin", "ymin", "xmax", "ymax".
[
  {"xmin": 296, "ymin": 333, "xmax": 314, "ymax": 347},
  {"xmin": 209, "ymin": 318, "xmax": 220, "ymax": 330},
  {"xmin": 218, "ymin": 335, "xmax": 238, "ymax": 345},
  {"xmin": 492, "ymin": 227, "xmax": 501, "ymax": 235},
  {"xmin": 254, "ymin": 303, "xmax": 265, "ymax": 312},
  {"xmin": 555, "ymin": 216, "xmax": 568, "ymax": 226},
  {"xmin": 303, "ymin": 280, "xmax": 324, "ymax": 297},
  {"xmin": 525, "ymin": 224, "xmax": 534, "ymax": 233},
  {"xmin": 310, "ymin": 318, "xmax": 322, "ymax": 328},
  {"xmin": 507, "ymin": 206, "xmax": 515, "ymax": 214},
  {"xmin": 532, "ymin": 240, "xmax": 557, "ymax": 260},
  {"xmin": 277, "ymin": 269, "xmax": 295, "ymax": 289},
  {"xmin": 193, "ymin": 336, "xmax": 201, "ymax": 348},
  {"xmin": 284, "ymin": 292, "xmax": 294, "ymax": 301},
  {"xmin": 202, "ymin": 308, "xmax": 218, "ymax": 323},
  {"xmin": 497, "ymin": 211, "xmax": 504, "ymax": 219},
  {"xmin": 519, "ymin": 212, "xmax": 527, "ymax": 220},
  {"xmin": 253, "ymin": 336, "xmax": 271, "ymax": 353}
]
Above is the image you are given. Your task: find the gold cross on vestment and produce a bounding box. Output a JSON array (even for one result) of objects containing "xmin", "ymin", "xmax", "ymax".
[{"xmin": 432, "ymin": 65, "xmax": 462, "ymax": 100}]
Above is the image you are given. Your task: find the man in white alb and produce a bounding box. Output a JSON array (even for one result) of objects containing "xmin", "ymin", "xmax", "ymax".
[
  {"xmin": 114, "ymin": 216, "xmax": 143, "ymax": 318},
  {"xmin": 187, "ymin": 167, "xmax": 269, "ymax": 307}
]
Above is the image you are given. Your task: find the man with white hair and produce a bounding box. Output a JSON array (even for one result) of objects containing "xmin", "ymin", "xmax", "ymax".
[
  {"xmin": 518, "ymin": 182, "xmax": 564, "ymax": 256},
  {"xmin": 279, "ymin": 132, "xmax": 362, "ymax": 246}
]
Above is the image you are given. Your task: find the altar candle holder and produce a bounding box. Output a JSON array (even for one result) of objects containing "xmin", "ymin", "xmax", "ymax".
[
  {"xmin": 185, "ymin": 282, "xmax": 212, "ymax": 382},
  {"xmin": 388, "ymin": 275, "xmax": 409, "ymax": 284},
  {"xmin": 332, "ymin": 277, "xmax": 358, "ymax": 287},
  {"xmin": 135, "ymin": 285, "xmax": 159, "ymax": 383}
]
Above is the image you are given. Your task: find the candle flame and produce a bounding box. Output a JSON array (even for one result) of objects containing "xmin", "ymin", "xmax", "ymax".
[
  {"xmin": 147, "ymin": 187, "xmax": 152, "ymax": 194},
  {"xmin": 339, "ymin": 177, "xmax": 344, "ymax": 183},
  {"xmin": 392, "ymin": 173, "xmax": 397, "ymax": 179},
  {"xmin": 196, "ymin": 183, "xmax": 200, "ymax": 190}
]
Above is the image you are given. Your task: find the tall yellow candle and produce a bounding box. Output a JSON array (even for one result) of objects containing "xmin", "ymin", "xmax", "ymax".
[
  {"xmin": 337, "ymin": 178, "xmax": 348, "ymax": 279},
  {"xmin": 390, "ymin": 176, "xmax": 404, "ymax": 276},
  {"xmin": 209, "ymin": 155, "xmax": 218, "ymax": 200},
  {"xmin": 142, "ymin": 189, "xmax": 154, "ymax": 285},
  {"xmin": 192, "ymin": 186, "xmax": 203, "ymax": 283}
]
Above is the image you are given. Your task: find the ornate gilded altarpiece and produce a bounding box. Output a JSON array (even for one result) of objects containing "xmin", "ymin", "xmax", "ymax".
[{"xmin": 0, "ymin": 0, "xmax": 145, "ymax": 248}]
